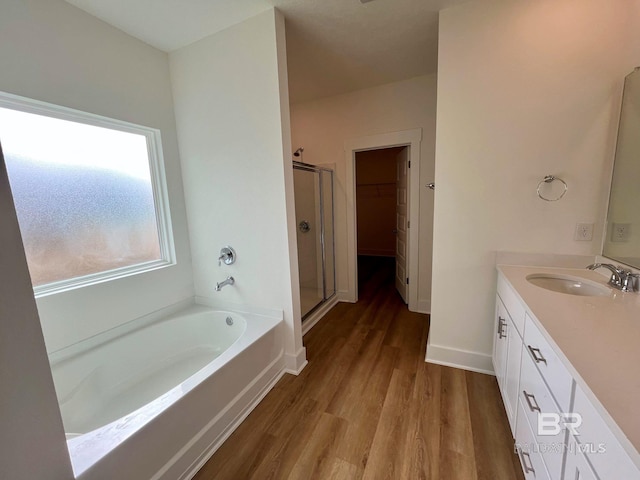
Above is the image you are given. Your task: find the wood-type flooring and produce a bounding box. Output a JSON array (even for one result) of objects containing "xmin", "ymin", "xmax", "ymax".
[{"xmin": 193, "ymin": 256, "xmax": 524, "ymax": 480}]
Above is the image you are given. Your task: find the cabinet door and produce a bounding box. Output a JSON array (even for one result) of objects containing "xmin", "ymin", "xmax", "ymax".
[
  {"xmin": 493, "ymin": 296, "xmax": 509, "ymax": 390},
  {"xmin": 504, "ymin": 321, "xmax": 522, "ymax": 435},
  {"xmin": 565, "ymin": 439, "xmax": 598, "ymax": 480}
]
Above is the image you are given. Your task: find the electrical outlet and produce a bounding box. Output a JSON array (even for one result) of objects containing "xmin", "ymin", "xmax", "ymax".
[
  {"xmin": 611, "ymin": 223, "xmax": 631, "ymax": 242},
  {"xmin": 574, "ymin": 223, "xmax": 593, "ymax": 241}
]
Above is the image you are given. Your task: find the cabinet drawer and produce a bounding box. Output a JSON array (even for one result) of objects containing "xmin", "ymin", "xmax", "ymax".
[
  {"xmin": 515, "ymin": 400, "xmax": 551, "ymax": 480},
  {"xmin": 519, "ymin": 348, "xmax": 565, "ymax": 478},
  {"xmin": 497, "ymin": 275, "xmax": 525, "ymax": 337},
  {"xmin": 572, "ymin": 384, "xmax": 640, "ymax": 479},
  {"xmin": 523, "ymin": 314, "xmax": 573, "ymax": 411}
]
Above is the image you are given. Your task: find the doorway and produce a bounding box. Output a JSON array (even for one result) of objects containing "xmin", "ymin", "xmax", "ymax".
[
  {"xmin": 355, "ymin": 146, "xmax": 409, "ymax": 303},
  {"xmin": 344, "ymin": 128, "xmax": 422, "ymax": 311}
]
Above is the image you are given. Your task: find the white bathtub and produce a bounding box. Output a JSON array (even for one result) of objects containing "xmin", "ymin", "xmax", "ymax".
[{"xmin": 49, "ymin": 304, "xmax": 285, "ymax": 479}]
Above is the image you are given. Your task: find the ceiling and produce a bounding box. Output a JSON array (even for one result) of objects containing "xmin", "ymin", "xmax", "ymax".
[{"xmin": 64, "ymin": 0, "xmax": 469, "ymax": 103}]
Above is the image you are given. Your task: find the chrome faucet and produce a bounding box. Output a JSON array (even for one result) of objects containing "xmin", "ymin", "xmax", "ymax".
[
  {"xmin": 215, "ymin": 276, "xmax": 235, "ymax": 291},
  {"xmin": 586, "ymin": 263, "xmax": 639, "ymax": 292}
]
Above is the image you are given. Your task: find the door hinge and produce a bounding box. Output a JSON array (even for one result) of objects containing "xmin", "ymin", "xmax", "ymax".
[
  {"xmin": 407, "ymin": 221, "xmax": 410, "ymax": 228},
  {"xmin": 408, "ymin": 160, "xmax": 411, "ymax": 168},
  {"xmin": 406, "ymin": 278, "xmax": 409, "ymax": 285}
]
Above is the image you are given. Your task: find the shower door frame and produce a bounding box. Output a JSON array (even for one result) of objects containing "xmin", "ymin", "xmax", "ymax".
[{"xmin": 293, "ymin": 161, "xmax": 336, "ymax": 319}]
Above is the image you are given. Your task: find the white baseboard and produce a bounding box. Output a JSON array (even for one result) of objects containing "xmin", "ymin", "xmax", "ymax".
[
  {"xmin": 153, "ymin": 354, "xmax": 286, "ymax": 480},
  {"xmin": 414, "ymin": 298, "xmax": 431, "ymax": 314},
  {"xmin": 425, "ymin": 341, "xmax": 494, "ymax": 375},
  {"xmin": 302, "ymin": 296, "xmax": 339, "ymax": 335},
  {"xmin": 284, "ymin": 347, "xmax": 307, "ymax": 375}
]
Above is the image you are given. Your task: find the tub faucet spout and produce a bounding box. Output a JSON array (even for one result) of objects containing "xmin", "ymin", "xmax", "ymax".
[{"xmin": 215, "ymin": 276, "xmax": 235, "ymax": 291}]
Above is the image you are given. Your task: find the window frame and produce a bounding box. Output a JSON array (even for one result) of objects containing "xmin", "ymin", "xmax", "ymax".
[{"xmin": 0, "ymin": 91, "xmax": 176, "ymax": 297}]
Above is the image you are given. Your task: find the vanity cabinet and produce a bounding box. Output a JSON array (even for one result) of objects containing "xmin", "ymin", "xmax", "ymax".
[{"xmin": 494, "ymin": 270, "xmax": 640, "ymax": 480}]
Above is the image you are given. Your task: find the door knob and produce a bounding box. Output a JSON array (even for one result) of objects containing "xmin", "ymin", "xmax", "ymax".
[
  {"xmin": 298, "ymin": 220, "xmax": 311, "ymax": 233},
  {"xmin": 426, "ymin": 182, "xmax": 435, "ymax": 190}
]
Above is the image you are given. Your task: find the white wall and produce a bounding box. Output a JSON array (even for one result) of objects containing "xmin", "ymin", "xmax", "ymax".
[
  {"xmin": 428, "ymin": 0, "xmax": 640, "ymax": 372},
  {"xmin": 0, "ymin": 148, "xmax": 73, "ymax": 480},
  {"xmin": 0, "ymin": 0, "xmax": 194, "ymax": 352},
  {"xmin": 290, "ymin": 75, "xmax": 437, "ymax": 311},
  {"xmin": 170, "ymin": 9, "xmax": 304, "ymax": 366}
]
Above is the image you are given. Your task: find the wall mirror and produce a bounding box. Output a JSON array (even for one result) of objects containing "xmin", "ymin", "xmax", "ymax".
[{"xmin": 603, "ymin": 67, "xmax": 640, "ymax": 268}]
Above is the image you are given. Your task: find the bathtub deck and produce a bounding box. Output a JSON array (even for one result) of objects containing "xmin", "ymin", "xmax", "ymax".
[{"xmin": 193, "ymin": 256, "xmax": 523, "ymax": 480}]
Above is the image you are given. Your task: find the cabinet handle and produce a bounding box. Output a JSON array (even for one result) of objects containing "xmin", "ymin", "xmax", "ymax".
[
  {"xmin": 498, "ymin": 317, "xmax": 507, "ymax": 339},
  {"xmin": 518, "ymin": 449, "xmax": 536, "ymax": 475},
  {"xmin": 523, "ymin": 390, "xmax": 541, "ymax": 413},
  {"xmin": 528, "ymin": 345, "xmax": 547, "ymax": 365}
]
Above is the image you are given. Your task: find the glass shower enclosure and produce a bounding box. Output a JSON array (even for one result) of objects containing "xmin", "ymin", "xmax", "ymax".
[{"xmin": 292, "ymin": 161, "xmax": 336, "ymax": 319}]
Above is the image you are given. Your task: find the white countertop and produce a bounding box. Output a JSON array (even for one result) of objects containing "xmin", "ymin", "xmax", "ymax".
[{"xmin": 497, "ymin": 265, "xmax": 640, "ymax": 465}]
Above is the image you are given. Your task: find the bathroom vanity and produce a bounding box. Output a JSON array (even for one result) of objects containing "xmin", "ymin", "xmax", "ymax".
[{"xmin": 494, "ymin": 265, "xmax": 640, "ymax": 480}]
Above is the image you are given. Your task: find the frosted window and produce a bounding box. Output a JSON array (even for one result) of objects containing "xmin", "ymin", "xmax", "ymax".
[{"xmin": 0, "ymin": 100, "xmax": 172, "ymax": 292}]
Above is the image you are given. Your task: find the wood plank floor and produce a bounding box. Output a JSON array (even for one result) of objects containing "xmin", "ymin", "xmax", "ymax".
[{"xmin": 193, "ymin": 256, "xmax": 524, "ymax": 480}]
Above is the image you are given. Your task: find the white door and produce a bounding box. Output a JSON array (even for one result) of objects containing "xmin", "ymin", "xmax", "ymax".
[{"xmin": 395, "ymin": 147, "xmax": 409, "ymax": 303}]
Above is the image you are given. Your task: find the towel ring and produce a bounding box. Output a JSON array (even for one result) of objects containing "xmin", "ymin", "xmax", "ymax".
[{"xmin": 537, "ymin": 175, "xmax": 567, "ymax": 202}]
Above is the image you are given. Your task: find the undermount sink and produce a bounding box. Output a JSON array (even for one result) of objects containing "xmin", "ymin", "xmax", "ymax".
[{"xmin": 526, "ymin": 273, "xmax": 611, "ymax": 297}]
